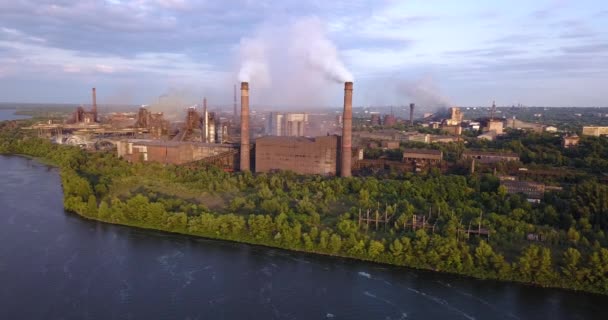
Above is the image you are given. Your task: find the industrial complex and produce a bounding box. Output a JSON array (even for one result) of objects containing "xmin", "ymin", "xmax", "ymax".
[{"xmin": 24, "ymin": 79, "xmax": 586, "ymax": 179}]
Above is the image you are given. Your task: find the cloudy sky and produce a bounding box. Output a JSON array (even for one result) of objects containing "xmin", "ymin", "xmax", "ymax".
[{"xmin": 0, "ymin": 0, "xmax": 607, "ymax": 108}]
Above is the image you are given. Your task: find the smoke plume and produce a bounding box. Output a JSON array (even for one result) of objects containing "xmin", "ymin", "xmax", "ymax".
[
  {"xmin": 397, "ymin": 76, "xmax": 450, "ymax": 111},
  {"xmin": 289, "ymin": 18, "xmax": 353, "ymax": 83},
  {"xmin": 147, "ymin": 88, "xmax": 198, "ymax": 120},
  {"xmin": 237, "ymin": 17, "xmax": 353, "ymax": 107}
]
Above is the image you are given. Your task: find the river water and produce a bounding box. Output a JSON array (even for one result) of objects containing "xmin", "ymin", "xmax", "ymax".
[
  {"xmin": 0, "ymin": 109, "xmax": 31, "ymax": 121},
  {"xmin": 0, "ymin": 155, "xmax": 606, "ymax": 319}
]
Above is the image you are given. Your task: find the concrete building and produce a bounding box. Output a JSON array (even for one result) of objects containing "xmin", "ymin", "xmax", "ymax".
[
  {"xmin": 408, "ymin": 134, "xmax": 431, "ymax": 144},
  {"xmin": 582, "ymin": 126, "xmax": 608, "ymax": 137},
  {"xmin": 485, "ymin": 119, "xmax": 504, "ymax": 135},
  {"xmin": 381, "ymin": 141, "xmax": 400, "ymax": 149},
  {"xmin": 255, "ymin": 135, "xmax": 341, "ymax": 176},
  {"xmin": 266, "ymin": 112, "xmax": 308, "ymax": 137},
  {"xmin": 463, "ymin": 150, "xmax": 520, "ymax": 163},
  {"xmin": 403, "ymin": 149, "xmax": 443, "ymax": 164},
  {"xmin": 562, "ymin": 134, "xmax": 580, "ymax": 148},
  {"xmin": 440, "ymin": 124, "xmax": 462, "ymax": 135},
  {"xmin": 445, "ymin": 107, "xmax": 463, "ymax": 126},
  {"xmin": 117, "ymin": 139, "xmax": 236, "ymax": 165}
]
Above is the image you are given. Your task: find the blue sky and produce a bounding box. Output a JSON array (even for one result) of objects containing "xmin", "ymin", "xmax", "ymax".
[{"xmin": 0, "ymin": 0, "xmax": 606, "ymax": 107}]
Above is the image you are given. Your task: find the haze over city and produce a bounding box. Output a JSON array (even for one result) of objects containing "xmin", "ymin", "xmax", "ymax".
[{"xmin": 0, "ymin": 0, "xmax": 607, "ymax": 107}]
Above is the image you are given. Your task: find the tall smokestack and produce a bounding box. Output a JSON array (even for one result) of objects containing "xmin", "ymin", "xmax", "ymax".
[
  {"xmin": 341, "ymin": 82, "xmax": 353, "ymax": 177},
  {"xmin": 92, "ymin": 87, "xmax": 97, "ymax": 122},
  {"xmin": 409, "ymin": 103, "xmax": 415, "ymax": 126},
  {"xmin": 233, "ymin": 84, "xmax": 238, "ymax": 122},
  {"xmin": 240, "ymin": 82, "xmax": 250, "ymax": 172},
  {"xmin": 203, "ymin": 97, "xmax": 208, "ymax": 143}
]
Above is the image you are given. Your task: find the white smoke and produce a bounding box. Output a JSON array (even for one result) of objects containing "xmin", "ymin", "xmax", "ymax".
[
  {"xmin": 237, "ymin": 17, "xmax": 353, "ymax": 107},
  {"xmin": 289, "ymin": 17, "xmax": 353, "ymax": 83},
  {"xmin": 238, "ymin": 37, "xmax": 271, "ymax": 86}
]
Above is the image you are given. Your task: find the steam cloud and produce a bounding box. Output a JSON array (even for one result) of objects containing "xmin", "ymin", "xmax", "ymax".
[
  {"xmin": 237, "ymin": 16, "xmax": 353, "ymax": 100},
  {"xmin": 289, "ymin": 18, "xmax": 353, "ymax": 83}
]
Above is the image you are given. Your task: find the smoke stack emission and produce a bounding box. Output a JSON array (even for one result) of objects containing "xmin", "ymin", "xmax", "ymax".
[
  {"xmin": 237, "ymin": 17, "xmax": 353, "ymax": 107},
  {"xmin": 341, "ymin": 82, "xmax": 353, "ymax": 177},
  {"xmin": 240, "ymin": 82, "xmax": 250, "ymax": 172},
  {"xmin": 92, "ymin": 87, "xmax": 97, "ymax": 122},
  {"xmin": 409, "ymin": 103, "xmax": 415, "ymax": 126}
]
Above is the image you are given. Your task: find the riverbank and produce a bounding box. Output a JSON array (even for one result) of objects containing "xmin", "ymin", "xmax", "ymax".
[
  {"xmin": 1, "ymin": 135, "xmax": 607, "ymax": 296},
  {"xmin": 4, "ymin": 153, "xmax": 605, "ymax": 319}
]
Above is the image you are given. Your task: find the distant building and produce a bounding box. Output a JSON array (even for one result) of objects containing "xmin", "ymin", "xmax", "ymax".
[
  {"xmin": 562, "ymin": 134, "xmax": 580, "ymax": 148},
  {"xmin": 544, "ymin": 126, "xmax": 558, "ymax": 133},
  {"xmin": 463, "ymin": 150, "xmax": 519, "ymax": 163},
  {"xmin": 477, "ymin": 132, "xmax": 496, "ymax": 141},
  {"xmin": 135, "ymin": 107, "xmax": 169, "ymax": 139},
  {"xmin": 445, "ymin": 107, "xmax": 463, "ymax": 126},
  {"xmin": 485, "ymin": 119, "xmax": 504, "ymax": 135},
  {"xmin": 582, "ymin": 126, "xmax": 608, "ymax": 137},
  {"xmin": 267, "ymin": 112, "xmax": 308, "ymax": 137},
  {"xmin": 408, "ymin": 134, "xmax": 431, "ymax": 144},
  {"xmin": 431, "ymin": 135, "xmax": 459, "ymax": 143},
  {"xmin": 255, "ymin": 135, "xmax": 341, "ymax": 176},
  {"xmin": 383, "ymin": 114, "xmax": 397, "ymax": 126},
  {"xmin": 381, "ymin": 141, "xmax": 400, "ymax": 149},
  {"xmin": 403, "ymin": 149, "xmax": 442, "ymax": 164},
  {"xmin": 117, "ymin": 139, "xmax": 236, "ymax": 165},
  {"xmin": 500, "ymin": 179, "xmax": 545, "ymax": 202},
  {"xmin": 441, "ymin": 124, "xmax": 462, "ymax": 136},
  {"xmin": 370, "ymin": 114, "xmax": 381, "ymax": 126}
]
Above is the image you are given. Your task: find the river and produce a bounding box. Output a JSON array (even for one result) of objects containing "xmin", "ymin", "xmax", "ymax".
[
  {"xmin": 0, "ymin": 155, "xmax": 605, "ymax": 319},
  {"xmin": 0, "ymin": 109, "xmax": 31, "ymax": 121}
]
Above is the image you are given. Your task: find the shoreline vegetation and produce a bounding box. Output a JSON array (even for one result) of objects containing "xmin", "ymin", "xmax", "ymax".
[{"xmin": 1, "ymin": 129, "xmax": 607, "ymax": 295}]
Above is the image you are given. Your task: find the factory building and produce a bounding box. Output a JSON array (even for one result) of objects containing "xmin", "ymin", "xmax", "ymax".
[
  {"xmin": 135, "ymin": 106, "xmax": 169, "ymax": 138},
  {"xmin": 445, "ymin": 107, "xmax": 463, "ymax": 126},
  {"xmin": 403, "ymin": 149, "xmax": 443, "ymax": 164},
  {"xmin": 241, "ymin": 82, "xmax": 353, "ymax": 176},
  {"xmin": 440, "ymin": 107, "xmax": 463, "ymax": 135},
  {"xmin": 562, "ymin": 134, "xmax": 580, "ymax": 148},
  {"xmin": 255, "ymin": 135, "xmax": 341, "ymax": 176},
  {"xmin": 463, "ymin": 150, "xmax": 520, "ymax": 163},
  {"xmin": 266, "ymin": 112, "xmax": 308, "ymax": 137},
  {"xmin": 70, "ymin": 88, "xmax": 98, "ymax": 124},
  {"xmin": 116, "ymin": 139, "xmax": 236, "ymax": 165},
  {"xmin": 582, "ymin": 126, "xmax": 608, "ymax": 137},
  {"xmin": 383, "ymin": 114, "xmax": 397, "ymax": 126}
]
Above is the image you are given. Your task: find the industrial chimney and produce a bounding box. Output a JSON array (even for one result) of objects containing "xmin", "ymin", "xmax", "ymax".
[
  {"xmin": 240, "ymin": 82, "xmax": 250, "ymax": 172},
  {"xmin": 202, "ymin": 97, "xmax": 209, "ymax": 143},
  {"xmin": 409, "ymin": 103, "xmax": 415, "ymax": 126},
  {"xmin": 92, "ymin": 87, "xmax": 97, "ymax": 122},
  {"xmin": 341, "ymin": 82, "xmax": 353, "ymax": 177}
]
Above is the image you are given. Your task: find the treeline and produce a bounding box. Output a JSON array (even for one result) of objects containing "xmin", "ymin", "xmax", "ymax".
[{"xmin": 1, "ymin": 130, "xmax": 608, "ymax": 295}]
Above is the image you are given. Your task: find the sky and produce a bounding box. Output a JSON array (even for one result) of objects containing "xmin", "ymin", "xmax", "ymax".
[{"xmin": 0, "ymin": 0, "xmax": 607, "ymax": 108}]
